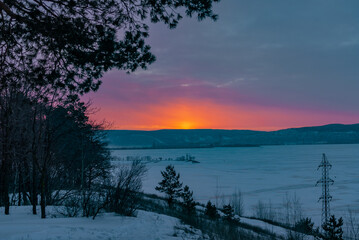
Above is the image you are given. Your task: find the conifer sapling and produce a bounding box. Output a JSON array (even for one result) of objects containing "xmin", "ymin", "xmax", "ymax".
[
  {"xmin": 181, "ymin": 185, "xmax": 196, "ymax": 215},
  {"xmin": 222, "ymin": 204, "xmax": 235, "ymax": 222},
  {"xmin": 205, "ymin": 201, "xmax": 219, "ymax": 219},
  {"xmin": 155, "ymin": 165, "xmax": 183, "ymax": 207},
  {"xmin": 321, "ymin": 215, "xmax": 344, "ymax": 240}
]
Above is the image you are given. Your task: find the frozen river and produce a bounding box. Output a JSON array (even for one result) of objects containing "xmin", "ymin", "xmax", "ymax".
[{"xmin": 111, "ymin": 144, "xmax": 359, "ymax": 225}]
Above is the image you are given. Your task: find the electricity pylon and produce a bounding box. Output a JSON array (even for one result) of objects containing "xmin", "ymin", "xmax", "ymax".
[{"xmin": 316, "ymin": 153, "xmax": 334, "ymax": 226}]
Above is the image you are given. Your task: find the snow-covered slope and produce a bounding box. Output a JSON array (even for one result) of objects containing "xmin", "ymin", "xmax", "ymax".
[{"xmin": 0, "ymin": 206, "xmax": 205, "ymax": 240}]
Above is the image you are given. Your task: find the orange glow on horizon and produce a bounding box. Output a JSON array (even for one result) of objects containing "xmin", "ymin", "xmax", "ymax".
[
  {"xmin": 179, "ymin": 121, "xmax": 193, "ymax": 129},
  {"xmin": 87, "ymin": 98, "xmax": 359, "ymax": 131}
]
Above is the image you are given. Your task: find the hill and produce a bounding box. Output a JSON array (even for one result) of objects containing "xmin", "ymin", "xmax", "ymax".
[{"xmin": 104, "ymin": 124, "xmax": 359, "ymax": 149}]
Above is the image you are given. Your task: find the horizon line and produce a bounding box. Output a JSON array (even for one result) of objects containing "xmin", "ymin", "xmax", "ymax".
[{"xmin": 103, "ymin": 122, "xmax": 359, "ymax": 132}]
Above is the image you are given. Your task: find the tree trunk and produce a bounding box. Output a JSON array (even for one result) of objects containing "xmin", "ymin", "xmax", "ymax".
[
  {"xmin": 40, "ymin": 171, "xmax": 46, "ymax": 219},
  {"xmin": 18, "ymin": 169, "xmax": 22, "ymax": 206},
  {"xmin": 31, "ymin": 160, "xmax": 37, "ymax": 215},
  {"xmin": 2, "ymin": 174, "xmax": 10, "ymax": 214},
  {"xmin": 22, "ymin": 161, "xmax": 29, "ymax": 205},
  {"xmin": 4, "ymin": 191, "xmax": 9, "ymax": 215},
  {"xmin": 1, "ymin": 151, "xmax": 10, "ymax": 215},
  {"xmin": 31, "ymin": 108, "xmax": 38, "ymax": 215},
  {"xmin": 2, "ymin": 172, "xmax": 10, "ymax": 215},
  {"xmin": 1, "ymin": 116, "xmax": 11, "ymax": 215}
]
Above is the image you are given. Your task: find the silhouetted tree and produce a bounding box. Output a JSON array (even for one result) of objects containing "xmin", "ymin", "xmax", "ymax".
[
  {"xmin": 222, "ymin": 204, "xmax": 235, "ymax": 222},
  {"xmin": 50, "ymin": 102, "xmax": 112, "ymax": 218},
  {"xmin": 321, "ymin": 215, "xmax": 344, "ymax": 240},
  {"xmin": 230, "ymin": 190, "xmax": 244, "ymax": 216},
  {"xmin": 109, "ymin": 160, "xmax": 147, "ymax": 216},
  {"xmin": 181, "ymin": 185, "xmax": 195, "ymax": 215},
  {"xmin": 0, "ymin": 0, "xmax": 220, "ymax": 96},
  {"xmin": 155, "ymin": 165, "xmax": 182, "ymax": 207},
  {"xmin": 205, "ymin": 201, "xmax": 219, "ymax": 219},
  {"xmin": 294, "ymin": 218, "xmax": 315, "ymax": 235},
  {"xmin": 0, "ymin": 0, "xmax": 220, "ymax": 216},
  {"xmin": 0, "ymin": 93, "xmax": 111, "ymax": 218}
]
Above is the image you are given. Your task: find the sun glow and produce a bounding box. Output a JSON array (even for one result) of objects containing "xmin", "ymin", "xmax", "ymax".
[
  {"xmin": 179, "ymin": 121, "xmax": 193, "ymax": 129},
  {"xmin": 88, "ymin": 97, "xmax": 359, "ymax": 131}
]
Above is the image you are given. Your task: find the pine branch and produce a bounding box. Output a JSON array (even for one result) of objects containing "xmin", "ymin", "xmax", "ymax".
[{"xmin": 0, "ymin": 1, "xmax": 21, "ymax": 20}]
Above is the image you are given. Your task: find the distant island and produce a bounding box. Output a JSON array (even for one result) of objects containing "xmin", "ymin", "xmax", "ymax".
[{"xmin": 105, "ymin": 123, "xmax": 359, "ymax": 149}]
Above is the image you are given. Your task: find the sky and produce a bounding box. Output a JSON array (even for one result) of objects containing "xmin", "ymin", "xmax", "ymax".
[{"xmin": 85, "ymin": 0, "xmax": 359, "ymax": 131}]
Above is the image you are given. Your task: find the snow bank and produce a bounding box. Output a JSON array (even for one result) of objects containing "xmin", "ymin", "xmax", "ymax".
[{"xmin": 0, "ymin": 206, "xmax": 205, "ymax": 240}]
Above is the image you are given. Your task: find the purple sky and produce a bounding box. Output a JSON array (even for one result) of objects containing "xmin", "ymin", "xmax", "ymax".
[{"xmin": 86, "ymin": 0, "xmax": 359, "ymax": 130}]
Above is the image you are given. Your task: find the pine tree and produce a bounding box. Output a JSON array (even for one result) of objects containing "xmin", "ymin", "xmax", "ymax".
[
  {"xmin": 222, "ymin": 204, "xmax": 235, "ymax": 222},
  {"xmin": 155, "ymin": 165, "xmax": 183, "ymax": 207},
  {"xmin": 321, "ymin": 215, "xmax": 344, "ymax": 240},
  {"xmin": 294, "ymin": 218, "xmax": 315, "ymax": 235},
  {"xmin": 205, "ymin": 201, "xmax": 219, "ymax": 219},
  {"xmin": 181, "ymin": 185, "xmax": 196, "ymax": 215}
]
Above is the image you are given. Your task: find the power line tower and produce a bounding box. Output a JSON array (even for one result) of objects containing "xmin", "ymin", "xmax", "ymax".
[{"xmin": 316, "ymin": 153, "xmax": 334, "ymax": 226}]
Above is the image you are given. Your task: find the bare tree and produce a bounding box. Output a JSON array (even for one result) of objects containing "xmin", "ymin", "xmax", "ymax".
[
  {"xmin": 345, "ymin": 208, "xmax": 359, "ymax": 240},
  {"xmin": 230, "ymin": 189, "xmax": 244, "ymax": 216},
  {"xmin": 108, "ymin": 159, "xmax": 147, "ymax": 216},
  {"xmin": 253, "ymin": 200, "xmax": 278, "ymax": 222},
  {"xmin": 282, "ymin": 193, "xmax": 303, "ymax": 226}
]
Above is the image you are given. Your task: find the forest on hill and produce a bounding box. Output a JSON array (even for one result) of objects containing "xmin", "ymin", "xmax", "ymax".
[{"xmin": 106, "ymin": 124, "xmax": 359, "ymax": 149}]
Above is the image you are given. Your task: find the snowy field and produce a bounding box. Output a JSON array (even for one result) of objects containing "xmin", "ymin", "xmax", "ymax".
[
  {"xmin": 111, "ymin": 144, "xmax": 359, "ymax": 225},
  {"xmin": 0, "ymin": 206, "xmax": 204, "ymax": 240}
]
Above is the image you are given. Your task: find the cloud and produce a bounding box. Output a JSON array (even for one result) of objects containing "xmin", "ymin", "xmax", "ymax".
[{"xmin": 86, "ymin": 0, "xmax": 359, "ymax": 129}]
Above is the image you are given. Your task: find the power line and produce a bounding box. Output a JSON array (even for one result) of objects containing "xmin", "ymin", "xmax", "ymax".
[{"xmin": 316, "ymin": 153, "xmax": 334, "ymax": 226}]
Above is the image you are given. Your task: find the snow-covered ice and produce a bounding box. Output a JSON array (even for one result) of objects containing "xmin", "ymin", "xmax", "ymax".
[{"xmin": 111, "ymin": 144, "xmax": 359, "ymax": 226}]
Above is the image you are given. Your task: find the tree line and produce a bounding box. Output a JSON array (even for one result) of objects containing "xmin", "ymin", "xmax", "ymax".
[
  {"xmin": 0, "ymin": 0, "xmax": 220, "ymax": 218},
  {"xmin": 0, "ymin": 87, "xmax": 111, "ymax": 218}
]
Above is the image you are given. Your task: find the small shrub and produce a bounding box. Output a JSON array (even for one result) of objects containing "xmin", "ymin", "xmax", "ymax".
[
  {"xmin": 82, "ymin": 187, "xmax": 108, "ymax": 219},
  {"xmin": 294, "ymin": 217, "xmax": 314, "ymax": 235},
  {"xmin": 205, "ymin": 201, "xmax": 219, "ymax": 219},
  {"xmin": 222, "ymin": 204, "xmax": 235, "ymax": 222},
  {"xmin": 286, "ymin": 230, "xmax": 305, "ymax": 240},
  {"xmin": 108, "ymin": 160, "xmax": 147, "ymax": 216},
  {"xmin": 56, "ymin": 193, "xmax": 81, "ymax": 217}
]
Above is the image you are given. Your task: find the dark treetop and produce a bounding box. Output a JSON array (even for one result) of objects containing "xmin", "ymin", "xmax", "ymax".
[{"xmin": 0, "ymin": 0, "xmax": 219, "ymax": 96}]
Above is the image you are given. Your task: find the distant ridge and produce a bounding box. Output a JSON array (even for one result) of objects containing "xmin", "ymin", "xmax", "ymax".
[{"xmin": 104, "ymin": 123, "xmax": 359, "ymax": 149}]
